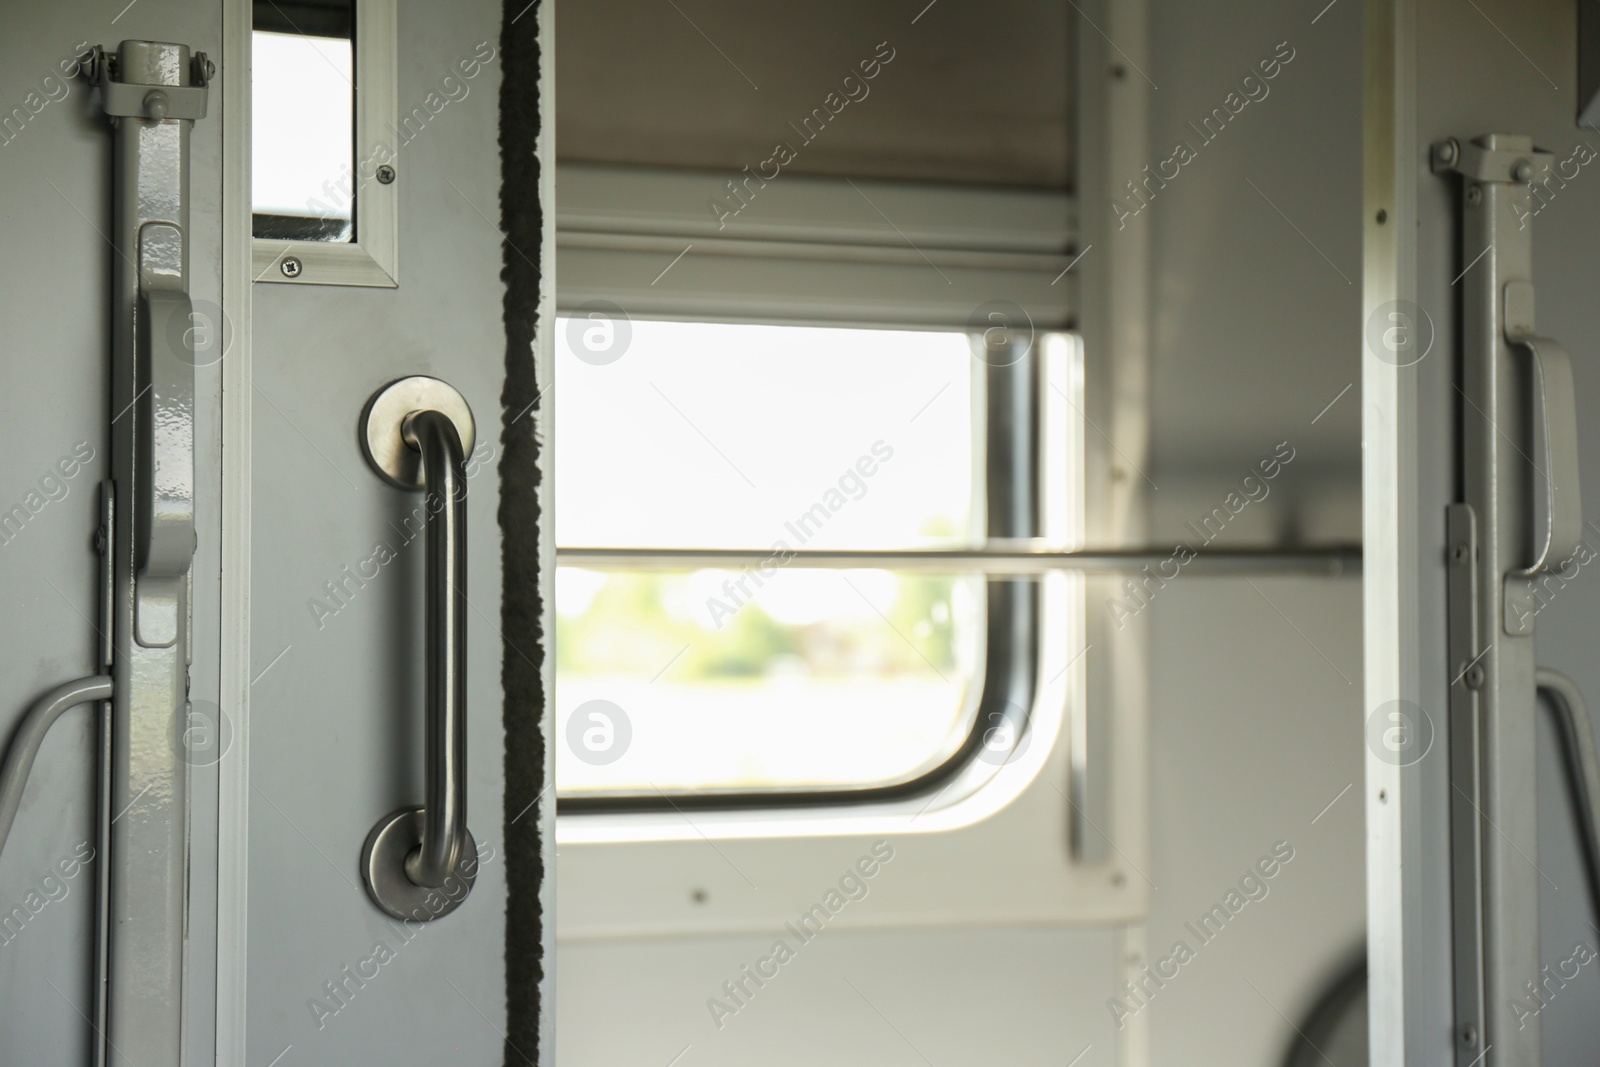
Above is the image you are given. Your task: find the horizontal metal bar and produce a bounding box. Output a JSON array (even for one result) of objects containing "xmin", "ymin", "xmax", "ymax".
[
  {"xmin": 555, "ymin": 544, "xmax": 1362, "ymax": 577},
  {"xmin": 559, "ymin": 230, "xmax": 1076, "ymax": 274}
]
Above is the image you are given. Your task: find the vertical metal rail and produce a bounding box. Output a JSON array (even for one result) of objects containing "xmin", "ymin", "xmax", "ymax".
[
  {"xmin": 357, "ymin": 377, "xmax": 479, "ymax": 921},
  {"xmin": 1446, "ymin": 501, "xmax": 1488, "ymax": 1061},
  {"xmin": 973, "ymin": 324, "xmax": 1042, "ymax": 794},
  {"xmin": 1436, "ymin": 134, "xmax": 1583, "ymax": 1067},
  {"xmin": 93, "ymin": 40, "xmax": 210, "ymax": 1067},
  {"xmin": 404, "ymin": 411, "xmax": 471, "ymax": 890}
]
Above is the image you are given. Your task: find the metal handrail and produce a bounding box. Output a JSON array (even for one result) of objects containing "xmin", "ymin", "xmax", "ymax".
[
  {"xmin": 1539, "ymin": 669, "xmax": 1600, "ymax": 928},
  {"xmin": 404, "ymin": 410, "xmax": 470, "ymax": 888},
  {"xmin": 0, "ymin": 676, "xmax": 113, "ymax": 861},
  {"xmin": 555, "ymin": 543, "xmax": 1362, "ymax": 577},
  {"xmin": 358, "ymin": 377, "xmax": 479, "ymax": 922}
]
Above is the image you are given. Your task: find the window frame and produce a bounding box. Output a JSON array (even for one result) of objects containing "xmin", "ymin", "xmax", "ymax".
[
  {"xmin": 557, "ymin": 330, "xmax": 1041, "ymax": 812},
  {"xmin": 250, "ymin": 0, "xmax": 399, "ymax": 287},
  {"xmin": 554, "ymin": 163, "xmax": 1077, "ymax": 329},
  {"xmin": 553, "ymin": 1, "xmax": 1153, "ymax": 938},
  {"xmin": 553, "ymin": 166, "xmax": 1073, "ymax": 813}
]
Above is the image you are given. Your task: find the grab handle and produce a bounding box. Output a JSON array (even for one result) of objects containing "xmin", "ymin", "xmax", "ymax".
[
  {"xmin": 1503, "ymin": 310, "xmax": 1583, "ymax": 634},
  {"xmin": 358, "ymin": 377, "xmax": 478, "ymax": 921}
]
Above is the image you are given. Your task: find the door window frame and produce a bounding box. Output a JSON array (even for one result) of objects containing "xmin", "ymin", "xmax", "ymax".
[{"xmin": 250, "ymin": 0, "xmax": 400, "ymax": 287}]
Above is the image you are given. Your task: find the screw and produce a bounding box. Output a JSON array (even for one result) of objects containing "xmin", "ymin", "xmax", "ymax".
[
  {"xmin": 1453, "ymin": 542, "xmax": 1471, "ymax": 563},
  {"xmin": 376, "ymin": 164, "xmax": 396, "ymax": 185},
  {"xmin": 1466, "ymin": 185, "xmax": 1483, "ymax": 206},
  {"xmin": 1512, "ymin": 159, "xmax": 1534, "ymax": 183},
  {"xmin": 1462, "ymin": 1024, "xmax": 1478, "ymax": 1047},
  {"xmin": 1436, "ymin": 139, "xmax": 1459, "ymax": 166},
  {"xmin": 1466, "ymin": 665, "xmax": 1486, "ymax": 690},
  {"xmin": 280, "ymin": 256, "xmax": 302, "ymax": 279}
]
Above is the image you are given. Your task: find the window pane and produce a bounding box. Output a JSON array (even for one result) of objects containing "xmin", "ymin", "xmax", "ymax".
[
  {"xmin": 556, "ymin": 568, "xmax": 980, "ymax": 795},
  {"xmin": 555, "ymin": 319, "xmax": 983, "ymax": 798},
  {"xmin": 555, "ymin": 320, "xmax": 974, "ymax": 549},
  {"xmin": 252, "ymin": 5, "xmax": 355, "ymax": 242}
]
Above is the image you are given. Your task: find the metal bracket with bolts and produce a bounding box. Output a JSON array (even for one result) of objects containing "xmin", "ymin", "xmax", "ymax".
[{"xmin": 88, "ymin": 44, "xmax": 212, "ymax": 121}]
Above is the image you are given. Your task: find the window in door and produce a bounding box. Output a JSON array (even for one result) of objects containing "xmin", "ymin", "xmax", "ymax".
[{"xmin": 251, "ymin": 0, "xmax": 355, "ymax": 242}]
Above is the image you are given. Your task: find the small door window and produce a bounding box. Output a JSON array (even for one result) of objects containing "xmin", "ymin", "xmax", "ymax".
[{"xmin": 251, "ymin": 0, "xmax": 355, "ymax": 242}]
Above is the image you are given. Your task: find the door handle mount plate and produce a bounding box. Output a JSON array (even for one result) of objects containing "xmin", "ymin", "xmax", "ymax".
[
  {"xmin": 362, "ymin": 807, "xmax": 478, "ymax": 921},
  {"xmin": 359, "ymin": 375, "xmax": 476, "ymax": 489}
]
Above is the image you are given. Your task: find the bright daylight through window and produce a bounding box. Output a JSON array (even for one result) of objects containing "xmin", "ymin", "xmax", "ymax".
[
  {"xmin": 251, "ymin": 2, "xmax": 354, "ymax": 242},
  {"xmin": 555, "ymin": 319, "xmax": 987, "ymax": 800}
]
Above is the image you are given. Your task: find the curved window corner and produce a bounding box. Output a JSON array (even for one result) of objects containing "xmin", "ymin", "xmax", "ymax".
[
  {"xmin": 549, "ymin": 168, "xmax": 1081, "ymax": 832},
  {"xmin": 554, "ymin": 314, "xmax": 1084, "ymax": 826}
]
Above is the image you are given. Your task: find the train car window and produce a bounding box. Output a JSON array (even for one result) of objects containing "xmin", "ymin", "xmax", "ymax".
[
  {"xmin": 551, "ymin": 163, "xmax": 1079, "ymax": 816},
  {"xmin": 554, "ymin": 320, "xmax": 987, "ymax": 801}
]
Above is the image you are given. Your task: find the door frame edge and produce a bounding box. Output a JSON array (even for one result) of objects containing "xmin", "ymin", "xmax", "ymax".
[{"xmin": 216, "ymin": 0, "xmax": 255, "ymax": 1059}]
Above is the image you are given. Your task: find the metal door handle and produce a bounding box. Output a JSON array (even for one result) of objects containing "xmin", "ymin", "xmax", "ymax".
[
  {"xmin": 1503, "ymin": 304, "xmax": 1583, "ymax": 633},
  {"xmin": 134, "ymin": 286, "xmax": 198, "ymax": 649},
  {"xmin": 358, "ymin": 377, "xmax": 477, "ymax": 921}
]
